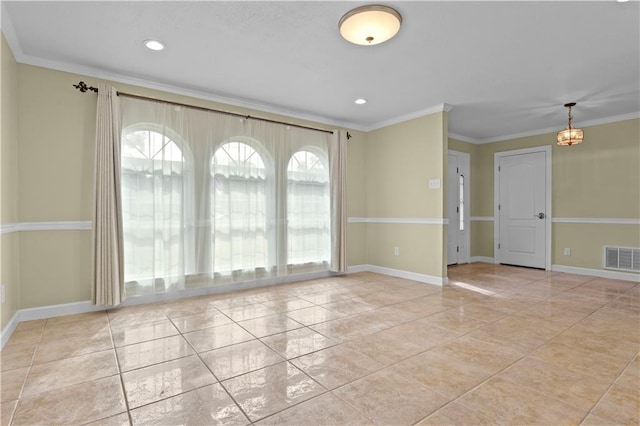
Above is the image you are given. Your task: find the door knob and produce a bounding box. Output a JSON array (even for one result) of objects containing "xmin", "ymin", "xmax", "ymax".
[{"xmin": 535, "ymin": 212, "xmax": 545, "ymax": 219}]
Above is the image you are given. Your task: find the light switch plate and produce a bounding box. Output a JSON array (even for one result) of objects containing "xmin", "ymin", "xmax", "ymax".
[{"xmin": 429, "ymin": 179, "xmax": 441, "ymax": 189}]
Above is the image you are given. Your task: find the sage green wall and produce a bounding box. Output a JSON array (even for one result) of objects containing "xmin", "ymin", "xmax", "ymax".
[
  {"xmin": 17, "ymin": 65, "xmax": 97, "ymax": 308},
  {"xmin": 1, "ymin": 32, "xmax": 21, "ymax": 332},
  {"xmin": 470, "ymin": 222, "xmax": 494, "ymax": 259},
  {"xmin": 365, "ymin": 113, "xmax": 448, "ymax": 278},
  {"xmin": 19, "ymin": 231, "xmax": 92, "ymax": 307},
  {"xmin": 472, "ymin": 119, "xmax": 640, "ymax": 272},
  {"xmin": 346, "ymin": 130, "xmax": 368, "ymax": 266},
  {"xmin": 553, "ymin": 120, "xmax": 639, "ymax": 218}
]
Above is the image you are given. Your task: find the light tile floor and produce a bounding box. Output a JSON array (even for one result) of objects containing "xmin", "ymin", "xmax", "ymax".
[{"xmin": 1, "ymin": 263, "xmax": 638, "ymax": 425}]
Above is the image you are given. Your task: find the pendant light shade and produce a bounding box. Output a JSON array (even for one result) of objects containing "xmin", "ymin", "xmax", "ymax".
[
  {"xmin": 557, "ymin": 103, "xmax": 584, "ymax": 146},
  {"xmin": 339, "ymin": 5, "xmax": 402, "ymax": 46}
]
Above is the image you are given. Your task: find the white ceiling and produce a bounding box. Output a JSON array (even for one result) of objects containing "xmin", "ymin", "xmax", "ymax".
[{"xmin": 2, "ymin": 1, "xmax": 639, "ymax": 142}]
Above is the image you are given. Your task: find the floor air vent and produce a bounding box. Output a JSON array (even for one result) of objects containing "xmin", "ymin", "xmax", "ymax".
[{"xmin": 604, "ymin": 246, "xmax": 640, "ymax": 272}]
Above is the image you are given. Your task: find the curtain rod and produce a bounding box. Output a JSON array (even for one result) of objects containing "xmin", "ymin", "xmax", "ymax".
[{"xmin": 72, "ymin": 81, "xmax": 344, "ymax": 137}]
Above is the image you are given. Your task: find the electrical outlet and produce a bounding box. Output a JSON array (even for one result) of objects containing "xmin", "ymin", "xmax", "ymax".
[
  {"xmin": 394, "ymin": 247, "xmax": 400, "ymax": 256},
  {"xmin": 1, "ymin": 284, "xmax": 5, "ymax": 304},
  {"xmin": 563, "ymin": 248, "xmax": 571, "ymax": 256}
]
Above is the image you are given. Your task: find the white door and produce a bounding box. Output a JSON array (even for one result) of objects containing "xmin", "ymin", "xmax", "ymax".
[
  {"xmin": 447, "ymin": 151, "xmax": 470, "ymax": 265},
  {"xmin": 496, "ymin": 149, "xmax": 548, "ymax": 269}
]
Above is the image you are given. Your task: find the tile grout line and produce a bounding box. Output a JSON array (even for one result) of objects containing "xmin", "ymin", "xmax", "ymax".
[
  {"xmin": 167, "ymin": 305, "xmax": 257, "ymax": 425},
  {"xmin": 106, "ymin": 310, "xmax": 135, "ymax": 426},
  {"xmin": 110, "ymin": 305, "xmax": 249, "ymax": 420},
  {"xmin": 420, "ymin": 276, "xmax": 637, "ymax": 424},
  {"xmin": 5, "ymin": 320, "xmax": 45, "ymax": 426},
  {"xmin": 577, "ymin": 346, "xmax": 640, "ymax": 425},
  {"xmin": 328, "ymin": 272, "xmax": 608, "ymax": 424},
  {"xmin": 3, "ymin": 267, "xmax": 637, "ymax": 425},
  {"xmin": 200, "ymin": 293, "xmax": 352, "ymax": 423}
]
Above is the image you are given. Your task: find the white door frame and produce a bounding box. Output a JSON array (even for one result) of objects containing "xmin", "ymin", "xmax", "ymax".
[
  {"xmin": 448, "ymin": 150, "xmax": 471, "ymax": 264},
  {"xmin": 494, "ymin": 146, "xmax": 552, "ymax": 270}
]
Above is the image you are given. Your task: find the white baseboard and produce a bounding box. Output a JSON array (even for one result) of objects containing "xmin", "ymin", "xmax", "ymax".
[
  {"xmin": 0, "ymin": 270, "xmax": 339, "ymax": 346},
  {"xmin": 551, "ymin": 264, "xmax": 640, "ymax": 282},
  {"xmin": 18, "ymin": 300, "xmax": 108, "ymax": 322},
  {"xmin": 470, "ymin": 256, "xmax": 495, "ymax": 263},
  {"xmin": 1, "ymin": 312, "xmax": 19, "ymax": 349},
  {"xmin": 4, "ymin": 263, "xmax": 636, "ymax": 348},
  {"xmin": 346, "ymin": 265, "xmax": 370, "ymax": 274},
  {"xmin": 348, "ymin": 264, "xmax": 447, "ymax": 286}
]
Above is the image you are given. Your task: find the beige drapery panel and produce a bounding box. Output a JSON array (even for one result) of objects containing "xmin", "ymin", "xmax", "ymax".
[
  {"xmin": 92, "ymin": 84, "xmax": 125, "ymax": 305},
  {"xmin": 329, "ymin": 129, "xmax": 348, "ymax": 272}
]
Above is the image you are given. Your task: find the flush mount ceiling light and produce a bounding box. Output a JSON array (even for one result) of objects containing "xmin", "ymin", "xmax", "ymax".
[
  {"xmin": 556, "ymin": 102, "xmax": 584, "ymax": 146},
  {"xmin": 354, "ymin": 98, "xmax": 367, "ymax": 104},
  {"xmin": 143, "ymin": 39, "xmax": 165, "ymax": 51},
  {"xmin": 339, "ymin": 5, "xmax": 402, "ymax": 45}
]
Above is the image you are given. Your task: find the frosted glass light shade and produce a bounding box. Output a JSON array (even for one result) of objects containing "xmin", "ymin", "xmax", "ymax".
[
  {"xmin": 556, "ymin": 127, "xmax": 584, "ymax": 146},
  {"xmin": 339, "ymin": 5, "xmax": 402, "ymax": 46}
]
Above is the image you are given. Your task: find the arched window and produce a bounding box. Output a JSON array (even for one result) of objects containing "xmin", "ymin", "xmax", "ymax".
[
  {"xmin": 121, "ymin": 128, "xmax": 193, "ymax": 295},
  {"xmin": 211, "ymin": 141, "xmax": 268, "ymax": 274},
  {"xmin": 287, "ymin": 150, "xmax": 330, "ymax": 265}
]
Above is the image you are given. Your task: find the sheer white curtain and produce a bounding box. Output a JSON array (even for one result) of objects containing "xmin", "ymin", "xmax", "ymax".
[
  {"xmin": 92, "ymin": 84, "xmax": 124, "ymax": 305},
  {"xmin": 120, "ymin": 100, "xmax": 196, "ymax": 295},
  {"xmin": 287, "ymin": 150, "xmax": 330, "ymax": 268},
  {"xmin": 119, "ymin": 96, "xmax": 342, "ymax": 296},
  {"xmin": 211, "ymin": 139, "xmax": 270, "ymax": 278}
]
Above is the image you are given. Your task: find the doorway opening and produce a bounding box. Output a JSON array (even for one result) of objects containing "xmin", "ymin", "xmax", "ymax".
[{"xmin": 447, "ymin": 150, "xmax": 470, "ymax": 265}]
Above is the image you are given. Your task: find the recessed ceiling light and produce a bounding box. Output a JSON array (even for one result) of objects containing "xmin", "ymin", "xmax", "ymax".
[
  {"xmin": 616, "ymin": 0, "xmax": 629, "ymax": 2},
  {"xmin": 143, "ymin": 39, "xmax": 165, "ymax": 51},
  {"xmin": 355, "ymin": 98, "xmax": 367, "ymax": 105}
]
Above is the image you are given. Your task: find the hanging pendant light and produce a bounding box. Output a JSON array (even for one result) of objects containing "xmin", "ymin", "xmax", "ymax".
[
  {"xmin": 339, "ymin": 5, "xmax": 402, "ymax": 46},
  {"xmin": 556, "ymin": 102, "xmax": 584, "ymax": 146}
]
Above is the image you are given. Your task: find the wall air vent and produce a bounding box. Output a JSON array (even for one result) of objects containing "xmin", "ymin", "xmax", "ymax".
[{"xmin": 604, "ymin": 246, "xmax": 640, "ymax": 272}]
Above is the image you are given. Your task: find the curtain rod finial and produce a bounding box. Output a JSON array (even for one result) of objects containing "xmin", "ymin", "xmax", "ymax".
[{"xmin": 73, "ymin": 81, "xmax": 98, "ymax": 93}]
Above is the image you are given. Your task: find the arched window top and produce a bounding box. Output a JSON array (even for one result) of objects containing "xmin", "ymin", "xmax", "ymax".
[
  {"xmin": 122, "ymin": 128, "xmax": 184, "ymax": 162},
  {"xmin": 212, "ymin": 141, "xmax": 266, "ymax": 178},
  {"xmin": 288, "ymin": 150, "xmax": 327, "ymax": 183}
]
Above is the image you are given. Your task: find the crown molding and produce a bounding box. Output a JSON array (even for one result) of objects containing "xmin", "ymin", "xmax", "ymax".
[
  {"xmin": 448, "ymin": 132, "xmax": 482, "ymax": 144},
  {"xmin": 41, "ymin": 39, "xmax": 452, "ymax": 134},
  {"xmin": 0, "ymin": 3, "xmax": 22, "ymax": 58},
  {"xmin": 27, "ymin": 52, "xmax": 360, "ymax": 131},
  {"xmin": 363, "ymin": 103, "xmax": 454, "ymax": 132},
  {"xmin": 474, "ymin": 111, "xmax": 640, "ymax": 144},
  {"xmin": 3, "ymin": 14, "xmax": 637, "ymax": 140},
  {"xmin": 5, "ymin": 31, "xmax": 363, "ymax": 133}
]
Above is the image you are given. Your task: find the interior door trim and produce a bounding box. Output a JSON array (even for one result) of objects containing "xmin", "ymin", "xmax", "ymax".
[
  {"xmin": 448, "ymin": 150, "xmax": 471, "ymax": 265},
  {"xmin": 494, "ymin": 145, "xmax": 552, "ymax": 270}
]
